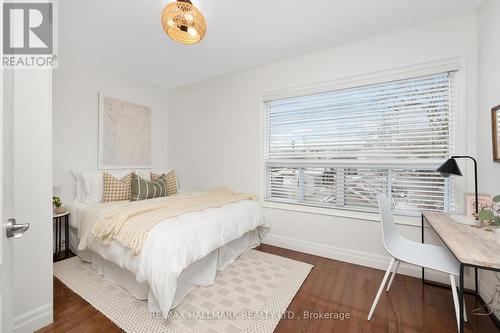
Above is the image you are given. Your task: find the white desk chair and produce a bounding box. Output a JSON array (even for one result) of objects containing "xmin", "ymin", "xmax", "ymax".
[{"xmin": 367, "ymin": 194, "xmax": 466, "ymax": 331}]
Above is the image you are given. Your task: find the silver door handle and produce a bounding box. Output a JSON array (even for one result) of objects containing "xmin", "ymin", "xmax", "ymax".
[{"xmin": 6, "ymin": 218, "xmax": 30, "ymax": 238}]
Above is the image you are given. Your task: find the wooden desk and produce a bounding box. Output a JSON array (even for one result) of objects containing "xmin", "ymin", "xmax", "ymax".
[{"xmin": 422, "ymin": 212, "xmax": 500, "ymax": 333}]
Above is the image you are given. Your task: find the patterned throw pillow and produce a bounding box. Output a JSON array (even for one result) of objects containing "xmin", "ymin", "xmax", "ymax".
[
  {"xmin": 150, "ymin": 170, "xmax": 178, "ymax": 195},
  {"xmin": 101, "ymin": 172, "xmax": 133, "ymax": 202},
  {"xmin": 130, "ymin": 174, "xmax": 168, "ymax": 201}
]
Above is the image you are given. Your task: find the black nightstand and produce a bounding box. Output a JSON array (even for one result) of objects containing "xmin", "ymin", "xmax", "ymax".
[{"xmin": 53, "ymin": 211, "xmax": 70, "ymax": 262}]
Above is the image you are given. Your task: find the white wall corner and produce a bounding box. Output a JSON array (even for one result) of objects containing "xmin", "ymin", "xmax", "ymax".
[
  {"xmin": 262, "ymin": 233, "xmax": 476, "ymax": 289},
  {"xmin": 13, "ymin": 303, "xmax": 52, "ymax": 333}
]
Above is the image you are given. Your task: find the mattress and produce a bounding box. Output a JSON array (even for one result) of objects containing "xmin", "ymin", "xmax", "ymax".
[{"xmin": 66, "ymin": 198, "xmax": 268, "ymax": 312}]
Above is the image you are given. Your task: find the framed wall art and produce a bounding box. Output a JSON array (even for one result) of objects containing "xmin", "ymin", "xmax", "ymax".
[
  {"xmin": 98, "ymin": 92, "xmax": 152, "ymax": 169},
  {"xmin": 492, "ymin": 105, "xmax": 500, "ymax": 162}
]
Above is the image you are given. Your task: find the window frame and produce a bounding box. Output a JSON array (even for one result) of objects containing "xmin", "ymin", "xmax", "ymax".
[{"xmin": 259, "ymin": 58, "xmax": 468, "ymax": 226}]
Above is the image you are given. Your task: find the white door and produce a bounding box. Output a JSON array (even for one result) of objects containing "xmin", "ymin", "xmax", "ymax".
[
  {"xmin": 0, "ymin": 68, "xmax": 53, "ymax": 333},
  {"xmin": 1, "ymin": 69, "xmax": 35, "ymax": 332},
  {"xmin": 1, "ymin": 6, "xmax": 53, "ymax": 332},
  {"xmin": 1, "ymin": 69, "xmax": 18, "ymax": 332}
]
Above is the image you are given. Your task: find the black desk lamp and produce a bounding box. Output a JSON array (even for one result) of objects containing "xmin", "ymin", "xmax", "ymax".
[
  {"xmin": 437, "ymin": 156, "xmax": 480, "ymax": 296},
  {"xmin": 437, "ymin": 155, "xmax": 478, "ymax": 214}
]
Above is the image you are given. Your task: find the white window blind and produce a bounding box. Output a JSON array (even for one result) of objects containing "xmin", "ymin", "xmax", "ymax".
[{"xmin": 264, "ymin": 72, "xmax": 456, "ymax": 215}]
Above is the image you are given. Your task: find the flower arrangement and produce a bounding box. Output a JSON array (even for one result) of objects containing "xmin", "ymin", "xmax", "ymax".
[{"xmin": 52, "ymin": 196, "xmax": 66, "ymax": 214}]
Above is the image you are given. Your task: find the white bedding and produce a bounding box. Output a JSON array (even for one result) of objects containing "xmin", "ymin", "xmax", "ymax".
[
  {"xmin": 66, "ymin": 200, "xmax": 94, "ymax": 229},
  {"xmin": 72, "ymin": 199, "xmax": 268, "ymax": 314}
]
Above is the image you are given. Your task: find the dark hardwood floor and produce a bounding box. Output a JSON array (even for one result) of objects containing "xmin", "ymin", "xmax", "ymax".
[{"xmin": 37, "ymin": 245, "xmax": 498, "ymax": 333}]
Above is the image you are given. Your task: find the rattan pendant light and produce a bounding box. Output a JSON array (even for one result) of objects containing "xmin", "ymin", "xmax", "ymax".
[{"xmin": 161, "ymin": 0, "xmax": 206, "ymax": 45}]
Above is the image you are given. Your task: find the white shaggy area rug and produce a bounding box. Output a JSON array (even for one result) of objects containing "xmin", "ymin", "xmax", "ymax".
[{"xmin": 54, "ymin": 250, "xmax": 312, "ymax": 333}]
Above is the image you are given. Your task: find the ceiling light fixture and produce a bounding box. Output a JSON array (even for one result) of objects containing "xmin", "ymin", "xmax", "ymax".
[{"xmin": 161, "ymin": 0, "xmax": 206, "ymax": 45}]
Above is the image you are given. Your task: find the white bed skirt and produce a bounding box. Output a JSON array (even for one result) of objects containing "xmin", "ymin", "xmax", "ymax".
[{"xmin": 69, "ymin": 227, "xmax": 261, "ymax": 310}]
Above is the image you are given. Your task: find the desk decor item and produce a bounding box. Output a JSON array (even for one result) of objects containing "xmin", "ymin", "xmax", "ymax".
[
  {"xmin": 492, "ymin": 105, "xmax": 500, "ymax": 162},
  {"xmin": 53, "ymin": 196, "xmax": 66, "ymax": 214},
  {"xmin": 437, "ymin": 155, "xmax": 478, "ymax": 217},
  {"xmin": 465, "ymin": 193, "xmax": 491, "ymax": 218},
  {"xmin": 477, "ymin": 194, "xmax": 500, "ymax": 231}
]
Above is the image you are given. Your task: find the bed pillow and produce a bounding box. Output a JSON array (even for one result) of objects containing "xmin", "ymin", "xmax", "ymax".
[
  {"xmin": 82, "ymin": 172, "xmax": 104, "ymax": 203},
  {"xmin": 71, "ymin": 170, "xmax": 86, "ymax": 202},
  {"xmin": 101, "ymin": 172, "xmax": 133, "ymax": 202},
  {"xmin": 130, "ymin": 174, "xmax": 168, "ymax": 201},
  {"xmin": 81, "ymin": 170, "xmax": 132, "ymax": 202},
  {"xmin": 150, "ymin": 169, "xmax": 178, "ymax": 195}
]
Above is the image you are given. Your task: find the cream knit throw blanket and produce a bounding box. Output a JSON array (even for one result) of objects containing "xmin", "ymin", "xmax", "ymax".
[{"xmin": 91, "ymin": 188, "xmax": 257, "ymax": 255}]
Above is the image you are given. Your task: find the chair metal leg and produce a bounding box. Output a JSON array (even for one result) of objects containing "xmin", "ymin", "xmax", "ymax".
[
  {"xmin": 459, "ymin": 265, "xmax": 464, "ymax": 333},
  {"xmin": 368, "ymin": 258, "xmax": 395, "ymax": 320},
  {"xmin": 450, "ymin": 274, "xmax": 460, "ymax": 331},
  {"xmin": 463, "ymin": 297, "xmax": 467, "ymax": 322},
  {"xmin": 386, "ymin": 260, "xmax": 400, "ymax": 292}
]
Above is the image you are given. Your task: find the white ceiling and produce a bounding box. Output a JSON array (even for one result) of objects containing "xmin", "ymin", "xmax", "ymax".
[{"xmin": 60, "ymin": 0, "xmax": 481, "ymax": 89}]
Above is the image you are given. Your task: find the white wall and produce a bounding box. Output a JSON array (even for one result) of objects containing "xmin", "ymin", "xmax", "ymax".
[
  {"xmin": 477, "ymin": 0, "xmax": 500, "ymax": 317},
  {"xmin": 13, "ymin": 70, "xmax": 53, "ymax": 332},
  {"xmin": 168, "ymin": 13, "xmax": 478, "ymax": 284},
  {"xmin": 53, "ymin": 56, "xmax": 169, "ymax": 203},
  {"xmin": 477, "ymin": 3, "xmax": 500, "ymax": 206}
]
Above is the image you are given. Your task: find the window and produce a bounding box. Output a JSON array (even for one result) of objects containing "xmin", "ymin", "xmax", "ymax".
[{"xmin": 264, "ymin": 71, "xmax": 456, "ymax": 216}]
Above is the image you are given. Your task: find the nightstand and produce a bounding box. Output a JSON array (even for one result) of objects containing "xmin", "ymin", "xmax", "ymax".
[{"xmin": 53, "ymin": 211, "xmax": 70, "ymax": 262}]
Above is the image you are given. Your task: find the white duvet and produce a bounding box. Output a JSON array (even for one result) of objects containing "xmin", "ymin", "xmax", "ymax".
[{"xmin": 77, "ymin": 199, "xmax": 267, "ymax": 314}]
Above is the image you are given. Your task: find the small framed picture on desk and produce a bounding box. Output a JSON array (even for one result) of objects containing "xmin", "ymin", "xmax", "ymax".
[{"xmin": 465, "ymin": 193, "xmax": 491, "ymax": 218}]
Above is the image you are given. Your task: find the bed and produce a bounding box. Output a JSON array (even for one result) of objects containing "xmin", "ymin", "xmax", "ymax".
[{"xmin": 66, "ymin": 193, "xmax": 268, "ymax": 315}]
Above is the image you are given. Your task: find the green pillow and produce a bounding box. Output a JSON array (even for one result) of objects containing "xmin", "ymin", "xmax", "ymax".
[{"xmin": 130, "ymin": 173, "xmax": 168, "ymax": 201}]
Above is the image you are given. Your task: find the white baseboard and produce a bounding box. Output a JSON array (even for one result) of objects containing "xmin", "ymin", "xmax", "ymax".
[
  {"xmin": 262, "ymin": 233, "xmax": 475, "ymax": 288},
  {"xmin": 13, "ymin": 303, "xmax": 52, "ymax": 333}
]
